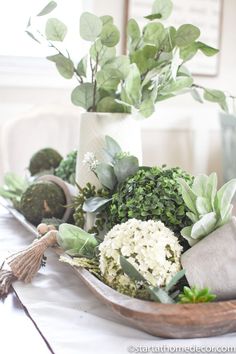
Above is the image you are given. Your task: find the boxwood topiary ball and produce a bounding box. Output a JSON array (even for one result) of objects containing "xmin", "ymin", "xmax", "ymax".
[
  {"xmin": 29, "ymin": 148, "xmax": 63, "ymax": 176},
  {"xmin": 107, "ymin": 166, "xmax": 193, "ymax": 245},
  {"xmin": 20, "ymin": 181, "xmax": 66, "ymax": 225}
]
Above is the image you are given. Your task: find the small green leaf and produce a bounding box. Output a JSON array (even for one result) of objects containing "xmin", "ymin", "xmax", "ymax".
[
  {"xmin": 83, "ymin": 197, "xmax": 111, "ymax": 213},
  {"xmin": 96, "ymin": 68, "xmax": 120, "ymax": 91},
  {"xmin": 148, "ymin": 286, "xmax": 174, "ymax": 304},
  {"xmin": 197, "ymin": 42, "xmax": 219, "ymax": 57},
  {"xmin": 37, "ymin": 1, "xmax": 57, "ymax": 16},
  {"xmin": 97, "ymin": 97, "xmax": 128, "ymax": 113},
  {"xmin": 120, "ymin": 256, "xmax": 146, "ymax": 282},
  {"xmin": 144, "ymin": 13, "xmax": 162, "ymax": 21},
  {"xmin": 103, "ymin": 56, "xmax": 130, "ymax": 80},
  {"xmin": 80, "ymin": 12, "xmax": 102, "ymax": 41},
  {"xmin": 100, "ymin": 15, "xmax": 113, "ymax": 26},
  {"xmin": 127, "ymin": 19, "xmax": 140, "ymax": 41},
  {"xmin": 130, "ymin": 45, "xmax": 157, "ymax": 74},
  {"xmin": 77, "ymin": 56, "xmax": 87, "ymax": 77},
  {"xmin": 95, "ymin": 163, "xmax": 117, "ymax": 190},
  {"xmin": 203, "ymin": 88, "xmax": 226, "ymax": 103},
  {"xmin": 100, "ymin": 23, "xmax": 120, "ymax": 47},
  {"xmin": 161, "ymin": 26, "xmax": 176, "ymax": 52},
  {"xmin": 143, "ymin": 22, "xmax": 165, "ymax": 46},
  {"xmin": 71, "ymin": 83, "xmax": 94, "ymax": 110},
  {"xmin": 196, "ymin": 197, "xmax": 211, "ymax": 215},
  {"xmin": 139, "ymin": 98, "xmax": 155, "ymax": 118},
  {"xmin": 47, "ymin": 54, "xmax": 74, "ymax": 79},
  {"xmin": 114, "ymin": 156, "xmax": 139, "ymax": 184},
  {"xmin": 45, "ymin": 18, "xmax": 67, "ymax": 41},
  {"xmin": 192, "ymin": 174, "xmax": 208, "ymax": 197},
  {"xmin": 180, "ymin": 42, "xmax": 198, "ymax": 61},
  {"xmin": 175, "ymin": 24, "xmax": 200, "ymax": 48},
  {"xmin": 105, "ymin": 136, "xmax": 122, "ymax": 159},
  {"xmin": 152, "ymin": 0, "xmax": 173, "ymax": 20},
  {"xmin": 190, "ymin": 88, "xmax": 203, "ymax": 103},
  {"xmin": 124, "ymin": 63, "xmax": 141, "ymax": 106},
  {"xmin": 161, "ymin": 77, "xmax": 193, "ymax": 94},
  {"xmin": 25, "ymin": 31, "xmax": 41, "ymax": 44}
]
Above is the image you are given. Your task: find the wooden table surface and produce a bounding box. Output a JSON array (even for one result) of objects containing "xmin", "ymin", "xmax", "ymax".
[{"xmin": 0, "ymin": 290, "xmax": 54, "ymax": 354}]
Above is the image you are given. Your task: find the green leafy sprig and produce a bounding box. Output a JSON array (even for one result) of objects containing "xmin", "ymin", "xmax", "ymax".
[{"xmin": 179, "ymin": 173, "xmax": 236, "ymax": 246}]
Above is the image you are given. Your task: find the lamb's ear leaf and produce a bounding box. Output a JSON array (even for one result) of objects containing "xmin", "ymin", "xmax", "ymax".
[
  {"xmin": 120, "ymin": 256, "xmax": 146, "ymax": 282},
  {"xmin": 191, "ymin": 212, "xmax": 217, "ymax": 239},
  {"xmin": 178, "ymin": 178, "xmax": 197, "ymax": 214},
  {"xmin": 217, "ymin": 179, "xmax": 236, "ymax": 220}
]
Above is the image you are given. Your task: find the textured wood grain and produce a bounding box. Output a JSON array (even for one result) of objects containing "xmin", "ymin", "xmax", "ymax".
[{"xmin": 73, "ymin": 267, "xmax": 236, "ymax": 339}]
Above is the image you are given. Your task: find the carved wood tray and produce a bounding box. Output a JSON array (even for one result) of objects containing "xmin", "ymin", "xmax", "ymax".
[{"xmin": 2, "ymin": 197, "xmax": 236, "ymax": 339}]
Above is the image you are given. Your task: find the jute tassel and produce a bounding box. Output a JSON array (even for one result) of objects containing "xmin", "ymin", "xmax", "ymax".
[{"xmin": 0, "ymin": 230, "xmax": 58, "ymax": 297}]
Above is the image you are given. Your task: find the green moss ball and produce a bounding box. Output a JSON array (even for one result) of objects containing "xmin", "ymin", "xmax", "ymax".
[
  {"xmin": 107, "ymin": 166, "xmax": 193, "ymax": 242},
  {"xmin": 20, "ymin": 181, "xmax": 66, "ymax": 225},
  {"xmin": 29, "ymin": 148, "xmax": 63, "ymax": 176}
]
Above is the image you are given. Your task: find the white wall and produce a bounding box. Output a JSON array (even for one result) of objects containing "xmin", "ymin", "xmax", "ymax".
[{"xmin": 0, "ymin": 0, "xmax": 235, "ymax": 182}]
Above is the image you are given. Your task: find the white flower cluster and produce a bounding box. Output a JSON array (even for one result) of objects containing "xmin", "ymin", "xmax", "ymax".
[
  {"xmin": 82, "ymin": 152, "xmax": 99, "ymax": 171},
  {"xmin": 99, "ymin": 219, "xmax": 183, "ymax": 296}
]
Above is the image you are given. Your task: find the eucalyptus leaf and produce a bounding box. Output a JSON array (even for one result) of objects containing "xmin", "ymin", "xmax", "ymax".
[
  {"xmin": 100, "ymin": 15, "xmax": 113, "ymax": 26},
  {"xmin": 127, "ymin": 19, "xmax": 140, "ymax": 41},
  {"xmin": 190, "ymin": 88, "xmax": 203, "ymax": 104},
  {"xmin": 113, "ymin": 156, "xmax": 139, "ymax": 184},
  {"xmin": 103, "ymin": 56, "xmax": 130, "ymax": 80},
  {"xmin": 204, "ymin": 89, "xmax": 226, "ymax": 104},
  {"xmin": 161, "ymin": 77, "xmax": 193, "ymax": 95},
  {"xmin": 97, "ymin": 97, "xmax": 128, "ymax": 113},
  {"xmin": 130, "ymin": 45, "xmax": 157, "ymax": 74},
  {"xmin": 105, "ymin": 135, "xmax": 122, "ymax": 159},
  {"xmin": 143, "ymin": 22, "xmax": 165, "ymax": 47},
  {"xmin": 144, "ymin": 13, "xmax": 162, "ymax": 21},
  {"xmin": 25, "ymin": 31, "xmax": 41, "ymax": 44},
  {"xmin": 124, "ymin": 63, "xmax": 141, "ymax": 106},
  {"xmin": 197, "ymin": 42, "xmax": 219, "ymax": 57},
  {"xmin": 37, "ymin": 1, "xmax": 57, "ymax": 16},
  {"xmin": 95, "ymin": 163, "xmax": 117, "ymax": 190},
  {"xmin": 57, "ymin": 224, "xmax": 98, "ymax": 257},
  {"xmin": 100, "ymin": 23, "xmax": 120, "ymax": 47},
  {"xmin": 152, "ymin": 0, "xmax": 173, "ymax": 20},
  {"xmin": 80, "ymin": 12, "xmax": 102, "ymax": 41},
  {"xmin": 175, "ymin": 24, "xmax": 200, "ymax": 48},
  {"xmin": 139, "ymin": 98, "xmax": 155, "ymax": 118},
  {"xmin": 83, "ymin": 196, "xmax": 111, "ymax": 213},
  {"xmin": 45, "ymin": 18, "xmax": 67, "ymax": 41},
  {"xmin": 71, "ymin": 83, "xmax": 94, "ymax": 110},
  {"xmin": 180, "ymin": 42, "xmax": 198, "ymax": 61},
  {"xmin": 96, "ymin": 68, "xmax": 120, "ymax": 91},
  {"xmin": 77, "ymin": 56, "xmax": 87, "ymax": 77},
  {"xmin": 161, "ymin": 26, "xmax": 176, "ymax": 52},
  {"xmin": 47, "ymin": 54, "xmax": 74, "ymax": 79}
]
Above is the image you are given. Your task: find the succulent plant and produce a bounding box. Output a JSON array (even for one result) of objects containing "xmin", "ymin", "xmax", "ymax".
[
  {"xmin": 178, "ymin": 286, "xmax": 216, "ymax": 304},
  {"xmin": 55, "ymin": 150, "xmax": 77, "ymax": 184},
  {"xmin": 20, "ymin": 180, "xmax": 66, "ymax": 225},
  {"xmin": 106, "ymin": 166, "xmax": 193, "ymax": 246},
  {"xmin": 29, "ymin": 148, "xmax": 63, "ymax": 176},
  {"xmin": 178, "ymin": 173, "xmax": 236, "ymax": 246}
]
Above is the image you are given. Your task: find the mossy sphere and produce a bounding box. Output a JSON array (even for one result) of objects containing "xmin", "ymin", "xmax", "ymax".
[
  {"xmin": 29, "ymin": 148, "xmax": 63, "ymax": 176},
  {"xmin": 20, "ymin": 181, "xmax": 66, "ymax": 225}
]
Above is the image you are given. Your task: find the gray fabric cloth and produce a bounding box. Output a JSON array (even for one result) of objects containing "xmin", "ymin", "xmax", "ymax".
[{"xmin": 181, "ymin": 217, "xmax": 236, "ymax": 300}]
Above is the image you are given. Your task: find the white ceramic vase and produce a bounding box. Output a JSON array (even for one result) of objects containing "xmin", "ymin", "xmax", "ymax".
[{"xmin": 75, "ymin": 112, "xmax": 143, "ymax": 188}]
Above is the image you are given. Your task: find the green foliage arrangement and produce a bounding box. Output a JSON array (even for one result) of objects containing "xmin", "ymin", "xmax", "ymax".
[
  {"xmin": 55, "ymin": 150, "xmax": 77, "ymax": 184},
  {"xmin": 179, "ymin": 173, "xmax": 236, "ymax": 246},
  {"xmin": 107, "ymin": 166, "xmax": 193, "ymax": 245},
  {"xmin": 178, "ymin": 286, "xmax": 216, "ymax": 304},
  {"xmin": 26, "ymin": 0, "xmax": 232, "ymax": 117},
  {"xmin": 29, "ymin": 148, "xmax": 63, "ymax": 176}
]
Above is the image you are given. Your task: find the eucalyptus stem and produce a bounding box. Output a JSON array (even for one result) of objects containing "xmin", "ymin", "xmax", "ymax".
[{"xmin": 92, "ymin": 53, "xmax": 99, "ymax": 112}]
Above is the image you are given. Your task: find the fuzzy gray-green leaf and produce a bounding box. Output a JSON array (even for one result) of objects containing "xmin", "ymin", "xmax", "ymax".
[
  {"xmin": 178, "ymin": 178, "xmax": 197, "ymax": 214},
  {"xmin": 120, "ymin": 256, "xmax": 146, "ymax": 282},
  {"xmin": 100, "ymin": 23, "xmax": 120, "ymax": 47},
  {"xmin": 47, "ymin": 54, "xmax": 74, "ymax": 79},
  {"xmin": 114, "ymin": 156, "xmax": 139, "ymax": 184},
  {"xmin": 217, "ymin": 179, "xmax": 236, "ymax": 220},
  {"xmin": 83, "ymin": 197, "xmax": 111, "ymax": 213},
  {"xmin": 45, "ymin": 18, "xmax": 67, "ymax": 41},
  {"xmin": 77, "ymin": 56, "xmax": 87, "ymax": 78},
  {"xmin": 191, "ymin": 212, "xmax": 217, "ymax": 239},
  {"xmin": 95, "ymin": 163, "xmax": 117, "ymax": 190},
  {"xmin": 124, "ymin": 63, "xmax": 141, "ymax": 106},
  {"xmin": 37, "ymin": 1, "xmax": 57, "ymax": 16},
  {"xmin": 71, "ymin": 83, "xmax": 94, "ymax": 110},
  {"xmin": 175, "ymin": 24, "xmax": 200, "ymax": 48},
  {"xmin": 152, "ymin": 0, "xmax": 173, "ymax": 20},
  {"xmin": 80, "ymin": 12, "xmax": 102, "ymax": 41}
]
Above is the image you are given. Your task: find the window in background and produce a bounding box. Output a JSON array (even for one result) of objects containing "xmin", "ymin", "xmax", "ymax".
[{"xmin": 0, "ymin": 0, "xmax": 92, "ymax": 87}]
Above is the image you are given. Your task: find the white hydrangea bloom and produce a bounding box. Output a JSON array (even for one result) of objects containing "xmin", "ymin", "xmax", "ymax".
[{"xmin": 99, "ymin": 219, "xmax": 183, "ymax": 296}]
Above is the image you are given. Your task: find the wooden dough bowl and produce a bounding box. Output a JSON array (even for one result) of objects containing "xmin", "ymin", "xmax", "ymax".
[{"xmin": 73, "ymin": 267, "xmax": 236, "ymax": 339}]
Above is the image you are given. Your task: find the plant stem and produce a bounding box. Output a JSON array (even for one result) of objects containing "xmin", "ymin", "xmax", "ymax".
[
  {"xmin": 92, "ymin": 53, "xmax": 99, "ymax": 112},
  {"xmin": 193, "ymin": 83, "xmax": 236, "ymax": 99}
]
